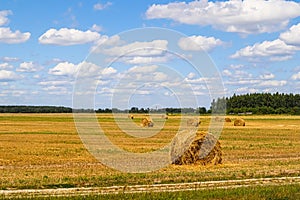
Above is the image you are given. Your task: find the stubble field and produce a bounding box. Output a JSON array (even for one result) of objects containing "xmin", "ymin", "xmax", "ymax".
[{"xmin": 0, "ymin": 113, "xmax": 299, "ymax": 198}]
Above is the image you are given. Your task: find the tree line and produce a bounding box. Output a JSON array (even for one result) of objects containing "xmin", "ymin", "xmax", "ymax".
[
  {"xmin": 212, "ymin": 92, "xmax": 300, "ymax": 115},
  {"xmin": 1, "ymin": 92, "xmax": 300, "ymax": 114},
  {"xmin": 0, "ymin": 106, "xmax": 72, "ymax": 113}
]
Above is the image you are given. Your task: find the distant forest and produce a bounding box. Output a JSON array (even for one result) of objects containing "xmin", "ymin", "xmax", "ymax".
[
  {"xmin": 212, "ymin": 92, "xmax": 300, "ymax": 115},
  {"xmin": 1, "ymin": 93, "xmax": 300, "ymax": 114}
]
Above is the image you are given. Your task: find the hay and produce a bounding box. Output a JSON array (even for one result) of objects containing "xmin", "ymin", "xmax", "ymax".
[
  {"xmin": 128, "ymin": 114, "xmax": 134, "ymax": 119},
  {"xmin": 161, "ymin": 114, "xmax": 168, "ymax": 119},
  {"xmin": 234, "ymin": 118, "xmax": 245, "ymax": 126},
  {"xmin": 171, "ymin": 132, "xmax": 222, "ymax": 166},
  {"xmin": 186, "ymin": 118, "xmax": 201, "ymax": 127},
  {"xmin": 225, "ymin": 117, "xmax": 231, "ymax": 122},
  {"xmin": 141, "ymin": 117, "xmax": 154, "ymax": 127}
]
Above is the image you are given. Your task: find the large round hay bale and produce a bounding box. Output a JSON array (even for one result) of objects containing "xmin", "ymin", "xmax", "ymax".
[
  {"xmin": 141, "ymin": 117, "xmax": 154, "ymax": 127},
  {"xmin": 128, "ymin": 114, "xmax": 134, "ymax": 119},
  {"xmin": 225, "ymin": 117, "xmax": 231, "ymax": 122},
  {"xmin": 234, "ymin": 118, "xmax": 245, "ymax": 126},
  {"xmin": 171, "ymin": 132, "xmax": 222, "ymax": 166},
  {"xmin": 187, "ymin": 118, "xmax": 201, "ymax": 127}
]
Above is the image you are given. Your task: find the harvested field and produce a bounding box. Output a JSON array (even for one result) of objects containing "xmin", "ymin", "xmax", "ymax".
[{"xmin": 0, "ymin": 114, "xmax": 300, "ymax": 193}]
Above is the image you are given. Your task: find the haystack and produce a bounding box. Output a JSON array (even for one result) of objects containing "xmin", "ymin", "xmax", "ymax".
[
  {"xmin": 225, "ymin": 117, "xmax": 231, "ymax": 122},
  {"xmin": 186, "ymin": 118, "xmax": 201, "ymax": 127},
  {"xmin": 171, "ymin": 132, "xmax": 222, "ymax": 166},
  {"xmin": 161, "ymin": 114, "xmax": 168, "ymax": 119},
  {"xmin": 128, "ymin": 114, "xmax": 134, "ymax": 119},
  {"xmin": 234, "ymin": 118, "xmax": 245, "ymax": 126},
  {"xmin": 141, "ymin": 117, "xmax": 154, "ymax": 127}
]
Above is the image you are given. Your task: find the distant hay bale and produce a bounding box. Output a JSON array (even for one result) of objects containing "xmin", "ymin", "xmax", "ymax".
[
  {"xmin": 214, "ymin": 116, "xmax": 223, "ymax": 122},
  {"xmin": 171, "ymin": 132, "xmax": 222, "ymax": 166},
  {"xmin": 141, "ymin": 117, "xmax": 153, "ymax": 127},
  {"xmin": 225, "ymin": 117, "xmax": 231, "ymax": 122},
  {"xmin": 128, "ymin": 114, "xmax": 134, "ymax": 119},
  {"xmin": 187, "ymin": 118, "xmax": 201, "ymax": 127},
  {"xmin": 234, "ymin": 118, "xmax": 245, "ymax": 126},
  {"xmin": 161, "ymin": 114, "xmax": 168, "ymax": 119}
]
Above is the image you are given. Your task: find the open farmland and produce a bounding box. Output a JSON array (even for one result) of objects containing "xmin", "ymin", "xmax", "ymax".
[{"xmin": 0, "ymin": 114, "xmax": 300, "ymax": 198}]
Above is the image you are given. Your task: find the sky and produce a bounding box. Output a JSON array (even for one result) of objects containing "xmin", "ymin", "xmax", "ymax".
[{"xmin": 0, "ymin": 0, "xmax": 300, "ymax": 109}]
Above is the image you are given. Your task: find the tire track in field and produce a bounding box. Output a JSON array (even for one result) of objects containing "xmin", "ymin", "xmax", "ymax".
[{"xmin": 1, "ymin": 176, "xmax": 300, "ymax": 198}]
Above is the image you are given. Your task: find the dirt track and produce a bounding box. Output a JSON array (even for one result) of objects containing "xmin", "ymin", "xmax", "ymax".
[{"xmin": 1, "ymin": 176, "xmax": 300, "ymax": 198}]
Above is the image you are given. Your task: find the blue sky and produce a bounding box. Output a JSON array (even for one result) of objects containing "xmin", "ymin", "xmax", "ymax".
[{"xmin": 0, "ymin": 0, "xmax": 300, "ymax": 109}]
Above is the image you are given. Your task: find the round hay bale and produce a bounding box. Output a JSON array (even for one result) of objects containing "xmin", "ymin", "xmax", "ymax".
[
  {"xmin": 171, "ymin": 132, "xmax": 222, "ymax": 166},
  {"xmin": 234, "ymin": 118, "xmax": 245, "ymax": 126},
  {"xmin": 129, "ymin": 114, "xmax": 134, "ymax": 119},
  {"xmin": 161, "ymin": 114, "xmax": 168, "ymax": 119},
  {"xmin": 225, "ymin": 117, "xmax": 231, "ymax": 122},
  {"xmin": 141, "ymin": 117, "xmax": 154, "ymax": 127},
  {"xmin": 187, "ymin": 118, "xmax": 201, "ymax": 127}
]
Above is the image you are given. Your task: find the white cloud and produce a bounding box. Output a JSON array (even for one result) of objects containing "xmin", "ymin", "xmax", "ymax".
[
  {"xmin": 90, "ymin": 35, "xmax": 121, "ymax": 52},
  {"xmin": 0, "ymin": 70, "xmax": 20, "ymax": 81},
  {"xmin": 0, "ymin": 27, "xmax": 30, "ymax": 44},
  {"xmin": 123, "ymin": 55, "xmax": 170, "ymax": 64},
  {"xmin": 103, "ymin": 40, "xmax": 168, "ymax": 57},
  {"xmin": 222, "ymin": 69, "xmax": 232, "ymax": 77},
  {"xmin": 0, "ymin": 63, "xmax": 13, "ymax": 69},
  {"xmin": 146, "ymin": 0, "xmax": 300, "ymax": 35},
  {"xmin": 17, "ymin": 62, "xmax": 40, "ymax": 72},
  {"xmin": 1, "ymin": 56, "xmax": 19, "ymax": 62},
  {"xmin": 236, "ymin": 87, "xmax": 259, "ymax": 93},
  {"xmin": 48, "ymin": 62, "xmax": 77, "ymax": 76},
  {"xmin": 259, "ymin": 80, "xmax": 287, "ymax": 87},
  {"xmin": 48, "ymin": 61, "xmax": 102, "ymax": 78},
  {"xmin": 128, "ymin": 65, "xmax": 159, "ymax": 73},
  {"xmin": 39, "ymin": 28, "xmax": 101, "ymax": 46},
  {"xmin": 90, "ymin": 24, "xmax": 102, "ymax": 32},
  {"xmin": 94, "ymin": 2, "xmax": 112, "ymax": 10},
  {"xmin": 178, "ymin": 35, "xmax": 223, "ymax": 51},
  {"xmin": 39, "ymin": 80, "xmax": 71, "ymax": 86},
  {"xmin": 187, "ymin": 72, "xmax": 196, "ymax": 79},
  {"xmin": 0, "ymin": 10, "xmax": 12, "ymax": 26},
  {"xmin": 291, "ymin": 72, "xmax": 300, "ymax": 80},
  {"xmin": 231, "ymin": 39, "xmax": 299, "ymax": 61},
  {"xmin": 279, "ymin": 23, "xmax": 300, "ymax": 46},
  {"xmin": 259, "ymin": 73, "xmax": 275, "ymax": 80},
  {"xmin": 101, "ymin": 67, "xmax": 117, "ymax": 75}
]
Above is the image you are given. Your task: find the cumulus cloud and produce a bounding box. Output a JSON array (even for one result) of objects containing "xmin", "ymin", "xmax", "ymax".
[
  {"xmin": 93, "ymin": 2, "xmax": 112, "ymax": 10},
  {"xmin": 178, "ymin": 35, "xmax": 223, "ymax": 51},
  {"xmin": 279, "ymin": 23, "xmax": 300, "ymax": 46},
  {"xmin": 259, "ymin": 80, "xmax": 287, "ymax": 87},
  {"xmin": 259, "ymin": 73, "xmax": 275, "ymax": 80},
  {"xmin": 17, "ymin": 62, "xmax": 40, "ymax": 72},
  {"xmin": 128, "ymin": 65, "xmax": 159, "ymax": 74},
  {"xmin": 231, "ymin": 39, "xmax": 299, "ymax": 61},
  {"xmin": 48, "ymin": 62, "xmax": 77, "ymax": 76},
  {"xmin": 1, "ymin": 56, "xmax": 19, "ymax": 62},
  {"xmin": 291, "ymin": 72, "xmax": 300, "ymax": 80},
  {"xmin": 146, "ymin": 0, "xmax": 300, "ymax": 35},
  {"xmin": 0, "ymin": 27, "xmax": 30, "ymax": 44},
  {"xmin": 90, "ymin": 24, "xmax": 102, "ymax": 32},
  {"xmin": 0, "ymin": 10, "xmax": 12, "ymax": 26},
  {"xmin": 103, "ymin": 40, "xmax": 168, "ymax": 57},
  {"xmin": 0, "ymin": 70, "xmax": 20, "ymax": 81},
  {"xmin": 39, "ymin": 28, "xmax": 101, "ymax": 45},
  {"xmin": 48, "ymin": 61, "xmax": 112, "ymax": 78},
  {"xmin": 0, "ymin": 63, "xmax": 13, "ymax": 69}
]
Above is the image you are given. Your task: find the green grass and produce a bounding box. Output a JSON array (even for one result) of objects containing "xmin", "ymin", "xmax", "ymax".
[{"xmin": 8, "ymin": 184, "xmax": 300, "ymax": 200}]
